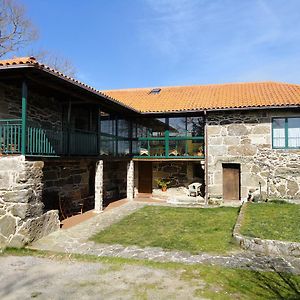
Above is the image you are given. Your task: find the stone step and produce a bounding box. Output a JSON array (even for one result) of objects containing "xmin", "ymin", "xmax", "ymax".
[{"xmin": 166, "ymin": 197, "xmax": 205, "ymax": 206}]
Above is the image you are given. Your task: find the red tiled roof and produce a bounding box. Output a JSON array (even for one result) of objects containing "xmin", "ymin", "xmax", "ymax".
[
  {"xmin": 1, "ymin": 57, "xmax": 300, "ymax": 113},
  {"xmin": 103, "ymin": 82, "xmax": 300, "ymax": 113}
]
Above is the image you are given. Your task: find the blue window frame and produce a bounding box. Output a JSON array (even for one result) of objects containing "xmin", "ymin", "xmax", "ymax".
[{"xmin": 272, "ymin": 117, "xmax": 300, "ymax": 149}]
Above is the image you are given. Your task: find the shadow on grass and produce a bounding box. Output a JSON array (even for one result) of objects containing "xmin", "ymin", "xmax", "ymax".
[{"xmin": 225, "ymin": 266, "xmax": 300, "ymax": 299}]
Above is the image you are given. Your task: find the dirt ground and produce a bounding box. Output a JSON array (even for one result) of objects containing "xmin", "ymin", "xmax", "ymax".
[{"xmin": 0, "ymin": 255, "xmax": 205, "ymax": 300}]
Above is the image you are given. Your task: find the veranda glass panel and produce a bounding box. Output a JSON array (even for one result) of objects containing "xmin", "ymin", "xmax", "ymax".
[
  {"xmin": 101, "ymin": 113, "xmax": 115, "ymax": 135},
  {"xmin": 149, "ymin": 118, "xmax": 167, "ymax": 137},
  {"xmin": 138, "ymin": 140, "xmax": 149, "ymax": 156},
  {"xmin": 169, "ymin": 140, "xmax": 186, "ymax": 156},
  {"xmin": 288, "ymin": 117, "xmax": 300, "ymax": 148},
  {"xmin": 132, "ymin": 140, "xmax": 139, "ymax": 155},
  {"xmin": 169, "ymin": 117, "xmax": 186, "ymax": 136},
  {"xmin": 273, "ymin": 118, "xmax": 285, "ymax": 148},
  {"xmin": 117, "ymin": 119, "xmax": 130, "ymax": 138},
  {"xmin": 100, "ymin": 136, "xmax": 115, "ymax": 156},
  {"xmin": 187, "ymin": 117, "xmax": 204, "ymax": 137},
  {"xmin": 117, "ymin": 140, "xmax": 130, "ymax": 156},
  {"xmin": 186, "ymin": 140, "xmax": 204, "ymax": 157},
  {"xmin": 149, "ymin": 140, "xmax": 165, "ymax": 156}
]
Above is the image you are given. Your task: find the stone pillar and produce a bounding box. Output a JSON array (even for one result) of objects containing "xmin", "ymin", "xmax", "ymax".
[
  {"xmin": 94, "ymin": 160, "xmax": 103, "ymax": 212},
  {"xmin": 127, "ymin": 160, "xmax": 134, "ymax": 200}
]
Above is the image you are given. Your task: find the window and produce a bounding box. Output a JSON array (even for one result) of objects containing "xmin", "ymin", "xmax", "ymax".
[
  {"xmin": 272, "ymin": 117, "xmax": 300, "ymax": 149},
  {"xmin": 149, "ymin": 88, "xmax": 161, "ymax": 95}
]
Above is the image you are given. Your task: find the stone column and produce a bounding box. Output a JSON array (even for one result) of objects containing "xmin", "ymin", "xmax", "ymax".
[
  {"xmin": 94, "ymin": 160, "xmax": 103, "ymax": 212},
  {"xmin": 127, "ymin": 160, "xmax": 134, "ymax": 200}
]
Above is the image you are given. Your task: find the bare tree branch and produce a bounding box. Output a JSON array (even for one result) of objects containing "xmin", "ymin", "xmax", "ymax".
[
  {"xmin": 0, "ymin": 0, "xmax": 38, "ymax": 57},
  {"xmin": 0, "ymin": 1, "xmax": 77, "ymax": 77},
  {"xmin": 32, "ymin": 50, "xmax": 77, "ymax": 77}
]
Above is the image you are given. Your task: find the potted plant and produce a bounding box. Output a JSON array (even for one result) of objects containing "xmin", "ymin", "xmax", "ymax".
[
  {"xmin": 197, "ymin": 145, "xmax": 204, "ymax": 156},
  {"xmin": 155, "ymin": 178, "xmax": 171, "ymax": 192}
]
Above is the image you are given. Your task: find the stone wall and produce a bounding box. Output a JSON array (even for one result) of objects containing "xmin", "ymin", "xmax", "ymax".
[
  {"xmin": 152, "ymin": 161, "xmax": 204, "ymax": 189},
  {"xmin": 207, "ymin": 109, "xmax": 300, "ymax": 200},
  {"xmin": 0, "ymin": 156, "xmax": 59, "ymax": 248},
  {"xmin": 103, "ymin": 160, "xmax": 128, "ymax": 206},
  {"xmin": 42, "ymin": 159, "xmax": 96, "ymax": 218},
  {"xmin": 0, "ymin": 82, "xmax": 63, "ymax": 131}
]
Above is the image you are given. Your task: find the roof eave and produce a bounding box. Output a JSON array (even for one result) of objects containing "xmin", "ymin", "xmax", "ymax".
[
  {"xmin": 139, "ymin": 104, "xmax": 300, "ymax": 114},
  {"xmin": 0, "ymin": 64, "xmax": 141, "ymax": 115}
]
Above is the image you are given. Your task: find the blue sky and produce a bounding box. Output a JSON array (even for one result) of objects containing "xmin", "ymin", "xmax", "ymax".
[{"xmin": 18, "ymin": 0, "xmax": 300, "ymax": 89}]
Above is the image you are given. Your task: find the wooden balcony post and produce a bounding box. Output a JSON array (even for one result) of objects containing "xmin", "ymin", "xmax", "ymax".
[{"xmin": 21, "ymin": 81, "xmax": 27, "ymax": 155}]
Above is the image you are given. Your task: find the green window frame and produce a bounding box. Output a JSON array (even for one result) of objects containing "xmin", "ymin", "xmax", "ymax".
[
  {"xmin": 272, "ymin": 117, "xmax": 300, "ymax": 149},
  {"xmin": 134, "ymin": 116, "xmax": 205, "ymax": 159}
]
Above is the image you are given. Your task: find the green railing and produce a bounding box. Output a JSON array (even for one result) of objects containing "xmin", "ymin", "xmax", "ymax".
[
  {"xmin": 0, "ymin": 119, "xmax": 99, "ymax": 156},
  {"xmin": 27, "ymin": 126, "xmax": 64, "ymax": 156},
  {"xmin": 133, "ymin": 136, "xmax": 205, "ymax": 159},
  {"xmin": 69, "ymin": 129, "xmax": 98, "ymax": 155},
  {"xmin": 0, "ymin": 119, "xmax": 22, "ymax": 154}
]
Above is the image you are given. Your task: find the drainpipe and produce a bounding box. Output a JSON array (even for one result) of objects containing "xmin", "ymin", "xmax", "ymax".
[
  {"xmin": 204, "ymin": 110, "xmax": 209, "ymax": 205},
  {"xmin": 21, "ymin": 81, "xmax": 27, "ymax": 156}
]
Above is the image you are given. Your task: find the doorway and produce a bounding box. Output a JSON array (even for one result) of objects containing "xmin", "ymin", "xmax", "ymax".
[
  {"xmin": 223, "ymin": 163, "xmax": 240, "ymax": 200},
  {"xmin": 138, "ymin": 162, "xmax": 153, "ymax": 193}
]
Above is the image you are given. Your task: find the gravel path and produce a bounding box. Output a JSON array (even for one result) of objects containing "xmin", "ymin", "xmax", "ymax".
[
  {"xmin": 30, "ymin": 201, "xmax": 300, "ymax": 274},
  {"xmin": 0, "ymin": 255, "xmax": 205, "ymax": 300}
]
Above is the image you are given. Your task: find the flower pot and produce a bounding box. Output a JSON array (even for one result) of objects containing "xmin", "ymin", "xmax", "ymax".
[{"xmin": 161, "ymin": 186, "xmax": 167, "ymax": 192}]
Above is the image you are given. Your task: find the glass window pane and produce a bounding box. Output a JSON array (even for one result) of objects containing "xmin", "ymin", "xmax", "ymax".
[
  {"xmin": 138, "ymin": 140, "xmax": 149, "ymax": 156},
  {"xmin": 187, "ymin": 140, "xmax": 204, "ymax": 156},
  {"xmin": 187, "ymin": 117, "xmax": 204, "ymax": 137},
  {"xmin": 137, "ymin": 126, "xmax": 148, "ymax": 138},
  {"xmin": 150, "ymin": 118, "xmax": 166, "ymax": 137},
  {"xmin": 149, "ymin": 140, "xmax": 165, "ymax": 156},
  {"xmin": 101, "ymin": 114, "xmax": 115, "ymax": 135},
  {"xmin": 273, "ymin": 118, "xmax": 285, "ymax": 148},
  {"xmin": 169, "ymin": 117, "xmax": 186, "ymax": 136},
  {"xmin": 169, "ymin": 140, "xmax": 186, "ymax": 156},
  {"xmin": 136, "ymin": 118, "xmax": 167, "ymax": 137},
  {"xmin": 117, "ymin": 140, "xmax": 130, "ymax": 156},
  {"xmin": 288, "ymin": 118, "xmax": 300, "ymax": 148},
  {"xmin": 117, "ymin": 119, "xmax": 129, "ymax": 138},
  {"xmin": 100, "ymin": 136, "xmax": 115, "ymax": 156},
  {"xmin": 132, "ymin": 140, "xmax": 139, "ymax": 155}
]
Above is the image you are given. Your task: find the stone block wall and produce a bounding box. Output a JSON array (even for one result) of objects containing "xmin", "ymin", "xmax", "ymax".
[
  {"xmin": 42, "ymin": 159, "xmax": 96, "ymax": 218},
  {"xmin": 133, "ymin": 161, "xmax": 204, "ymax": 195},
  {"xmin": 0, "ymin": 82, "xmax": 63, "ymax": 131},
  {"xmin": 207, "ymin": 109, "xmax": 300, "ymax": 200},
  {"xmin": 0, "ymin": 156, "xmax": 59, "ymax": 248},
  {"xmin": 103, "ymin": 160, "xmax": 128, "ymax": 206}
]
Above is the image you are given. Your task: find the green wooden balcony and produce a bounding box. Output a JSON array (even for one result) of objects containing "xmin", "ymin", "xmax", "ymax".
[{"xmin": 0, "ymin": 119, "xmax": 98, "ymax": 156}]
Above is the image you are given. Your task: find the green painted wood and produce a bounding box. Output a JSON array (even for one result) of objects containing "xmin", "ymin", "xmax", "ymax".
[
  {"xmin": 0, "ymin": 119, "xmax": 22, "ymax": 154},
  {"xmin": 133, "ymin": 155, "xmax": 204, "ymax": 159}
]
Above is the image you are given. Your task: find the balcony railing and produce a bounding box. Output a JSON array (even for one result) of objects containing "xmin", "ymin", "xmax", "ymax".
[
  {"xmin": 0, "ymin": 119, "xmax": 22, "ymax": 154},
  {"xmin": 0, "ymin": 119, "xmax": 98, "ymax": 156}
]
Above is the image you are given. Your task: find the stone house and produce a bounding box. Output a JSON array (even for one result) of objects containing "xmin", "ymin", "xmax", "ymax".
[{"xmin": 0, "ymin": 57, "xmax": 299, "ymax": 247}]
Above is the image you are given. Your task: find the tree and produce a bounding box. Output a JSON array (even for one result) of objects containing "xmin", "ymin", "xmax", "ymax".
[
  {"xmin": 0, "ymin": 0, "xmax": 38, "ymax": 58},
  {"xmin": 32, "ymin": 50, "xmax": 77, "ymax": 78},
  {"xmin": 0, "ymin": 0, "xmax": 76, "ymax": 77}
]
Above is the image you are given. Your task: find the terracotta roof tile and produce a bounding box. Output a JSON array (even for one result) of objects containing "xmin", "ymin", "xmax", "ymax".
[{"xmin": 103, "ymin": 82, "xmax": 300, "ymax": 112}]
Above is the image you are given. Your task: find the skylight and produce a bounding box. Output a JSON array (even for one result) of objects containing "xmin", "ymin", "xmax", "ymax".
[{"xmin": 149, "ymin": 88, "xmax": 161, "ymax": 94}]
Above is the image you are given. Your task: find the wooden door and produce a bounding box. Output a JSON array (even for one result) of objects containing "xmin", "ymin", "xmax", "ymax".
[
  {"xmin": 138, "ymin": 162, "xmax": 152, "ymax": 193},
  {"xmin": 223, "ymin": 164, "xmax": 240, "ymax": 200}
]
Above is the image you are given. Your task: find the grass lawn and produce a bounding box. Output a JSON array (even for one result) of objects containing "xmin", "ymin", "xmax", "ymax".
[
  {"xmin": 90, "ymin": 205, "xmax": 239, "ymax": 254},
  {"xmin": 240, "ymin": 202, "xmax": 300, "ymax": 242},
  {"xmin": 2, "ymin": 248, "xmax": 300, "ymax": 300}
]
